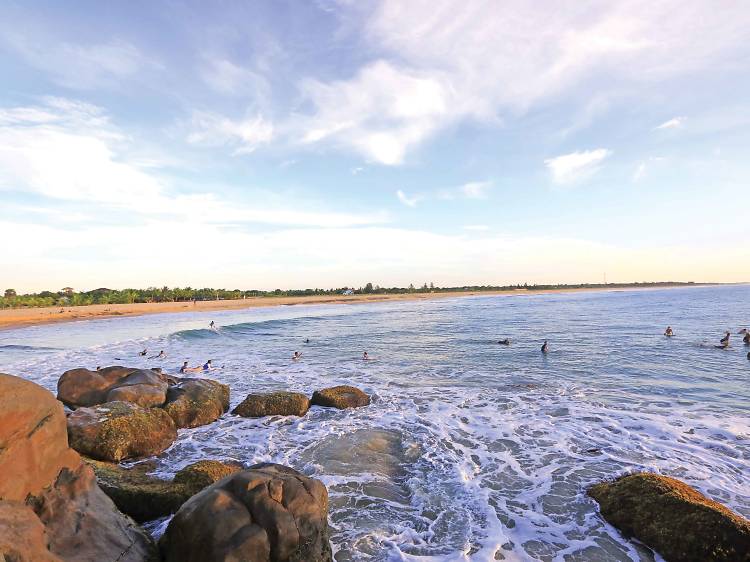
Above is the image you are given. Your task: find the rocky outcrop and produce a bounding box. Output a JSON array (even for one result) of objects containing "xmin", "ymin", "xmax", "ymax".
[
  {"xmin": 160, "ymin": 463, "xmax": 331, "ymax": 562},
  {"xmin": 0, "ymin": 373, "xmax": 157, "ymax": 562},
  {"xmin": 588, "ymin": 472, "xmax": 750, "ymax": 562},
  {"xmin": 87, "ymin": 459, "xmax": 243, "ymax": 523},
  {"xmin": 163, "ymin": 379, "xmax": 230, "ymax": 428},
  {"xmin": 232, "ymin": 391, "xmax": 310, "ymax": 418},
  {"xmin": 311, "ymin": 385, "xmax": 370, "ymax": 409},
  {"xmin": 67, "ymin": 401, "xmax": 177, "ymax": 462},
  {"xmin": 57, "ymin": 367, "xmax": 170, "ymax": 409}
]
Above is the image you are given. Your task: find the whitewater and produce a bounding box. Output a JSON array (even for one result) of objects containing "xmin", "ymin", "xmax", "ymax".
[{"xmin": 1, "ymin": 285, "xmax": 749, "ymax": 561}]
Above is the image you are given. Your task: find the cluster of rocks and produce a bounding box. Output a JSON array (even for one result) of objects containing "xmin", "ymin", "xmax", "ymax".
[
  {"xmin": 0, "ymin": 369, "xmax": 337, "ymax": 561},
  {"xmin": 232, "ymin": 384, "xmax": 371, "ymax": 418}
]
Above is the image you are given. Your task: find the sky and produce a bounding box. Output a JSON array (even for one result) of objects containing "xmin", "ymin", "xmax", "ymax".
[{"xmin": 1, "ymin": 0, "xmax": 749, "ymax": 292}]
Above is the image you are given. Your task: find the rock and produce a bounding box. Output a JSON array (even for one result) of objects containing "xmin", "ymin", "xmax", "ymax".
[
  {"xmin": 29, "ymin": 463, "xmax": 158, "ymax": 562},
  {"xmin": 0, "ymin": 373, "xmax": 158, "ymax": 562},
  {"xmin": 160, "ymin": 463, "xmax": 331, "ymax": 562},
  {"xmin": 57, "ymin": 366, "xmax": 134, "ymax": 408},
  {"xmin": 0, "ymin": 501, "xmax": 61, "ymax": 562},
  {"xmin": 173, "ymin": 460, "xmax": 244, "ymax": 492},
  {"xmin": 0, "ymin": 373, "xmax": 81, "ymax": 502},
  {"xmin": 311, "ymin": 385, "xmax": 370, "ymax": 409},
  {"xmin": 588, "ymin": 472, "xmax": 750, "ymax": 562},
  {"xmin": 67, "ymin": 401, "xmax": 177, "ymax": 462},
  {"xmin": 232, "ymin": 391, "xmax": 310, "ymax": 418},
  {"xmin": 105, "ymin": 369, "xmax": 169, "ymax": 408},
  {"xmin": 163, "ymin": 379, "xmax": 229, "ymax": 429},
  {"xmin": 87, "ymin": 459, "xmax": 243, "ymax": 523}
]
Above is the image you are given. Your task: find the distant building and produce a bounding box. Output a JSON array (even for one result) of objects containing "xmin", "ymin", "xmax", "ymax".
[{"xmin": 342, "ymin": 289, "xmax": 354, "ymax": 295}]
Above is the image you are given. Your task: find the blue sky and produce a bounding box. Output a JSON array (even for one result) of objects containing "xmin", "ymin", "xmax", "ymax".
[{"xmin": 1, "ymin": 1, "xmax": 749, "ymax": 292}]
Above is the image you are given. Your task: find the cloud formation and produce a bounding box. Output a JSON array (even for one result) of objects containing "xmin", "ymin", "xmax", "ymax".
[{"xmin": 545, "ymin": 149, "xmax": 611, "ymax": 185}]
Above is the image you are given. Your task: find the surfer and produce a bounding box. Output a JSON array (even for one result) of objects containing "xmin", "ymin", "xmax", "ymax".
[
  {"xmin": 148, "ymin": 350, "xmax": 166, "ymax": 359},
  {"xmin": 664, "ymin": 326, "xmax": 674, "ymax": 337},
  {"xmin": 541, "ymin": 341, "xmax": 549, "ymax": 353},
  {"xmin": 498, "ymin": 338, "xmax": 511, "ymax": 345},
  {"xmin": 304, "ymin": 338, "xmax": 310, "ymax": 344},
  {"xmin": 743, "ymin": 332, "xmax": 750, "ymax": 344},
  {"xmin": 181, "ymin": 361, "xmax": 203, "ymax": 374},
  {"xmin": 292, "ymin": 351, "xmax": 302, "ymax": 361},
  {"xmin": 138, "ymin": 349, "xmax": 147, "ymax": 356},
  {"xmin": 363, "ymin": 351, "xmax": 369, "ymax": 360},
  {"xmin": 202, "ymin": 359, "xmax": 217, "ymax": 371},
  {"xmin": 719, "ymin": 332, "xmax": 730, "ymax": 348},
  {"xmin": 209, "ymin": 321, "xmax": 215, "ymax": 329}
]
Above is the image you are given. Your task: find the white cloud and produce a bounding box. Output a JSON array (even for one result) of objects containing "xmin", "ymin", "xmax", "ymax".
[
  {"xmin": 187, "ymin": 111, "xmax": 274, "ymax": 154},
  {"xmin": 461, "ymin": 181, "xmax": 493, "ymax": 199},
  {"xmin": 545, "ymin": 148, "xmax": 611, "ymax": 185},
  {"xmin": 396, "ymin": 189, "xmax": 421, "ymax": 207},
  {"xmin": 200, "ymin": 57, "xmax": 270, "ymax": 103},
  {"xmin": 464, "ymin": 225, "xmax": 490, "ymax": 231},
  {"xmin": 294, "ymin": 1, "xmax": 750, "ymax": 164},
  {"xmin": 0, "ymin": 99, "xmax": 384, "ymax": 228},
  {"xmin": 655, "ymin": 116, "xmax": 686, "ymax": 130}
]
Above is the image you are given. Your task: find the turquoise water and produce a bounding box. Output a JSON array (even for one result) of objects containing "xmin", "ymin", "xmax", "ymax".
[{"xmin": 2, "ymin": 285, "xmax": 749, "ymax": 561}]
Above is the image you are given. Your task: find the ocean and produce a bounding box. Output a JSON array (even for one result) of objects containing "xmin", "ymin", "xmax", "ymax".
[{"xmin": 1, "ymin": 285, "xmax": 749, "ymax": 561}]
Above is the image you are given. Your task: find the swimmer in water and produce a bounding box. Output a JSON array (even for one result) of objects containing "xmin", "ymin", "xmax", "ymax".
[
  {"xmin": 202, "ymin": 359, "xmax": 217, "ymax": 371},
  {"xmin": 541, "ymin": 341, "xmax": 549, "ymax": 353},
  {"xmin": 362, "ymin": 351, "xmax": 369, "ymax": 360},
  {"xmin": 179, "ymin": 361, "xmax": 189, "ymax": 374},
  {"xmin": 304, "ymin": 338, "xmax": 310, "ymax": 344},
  {"xmin": 209, "ymin": 321, "xmax": 215, "ymax": 329},
  {"xmin": 181, "ymin": 361, "xmax": 203, "ymax": 374},
  {"xmin": 139, "ymin": 349, "xmax": 147, "ymax": 356},
  {"xmin": 719, "ymin": 332, "xmax": 730, "ymax": 348},
  {"xmin": 148, "ymin": 350, "xmax": 166, "ymax": 359},
  {"xmin": 292, "ymin": 351, "xmax": 302, "ymax": 361},
  {"xmin": 743, "ymin": 332, "xmax": 750, "ymax": 345},
  {"xmin": 664, "ymin": 326, "xmax": 674, "ymax": 337},
  {"xmin": 498, "ymin": 338, "xmax": 510, "ymax": 345}
]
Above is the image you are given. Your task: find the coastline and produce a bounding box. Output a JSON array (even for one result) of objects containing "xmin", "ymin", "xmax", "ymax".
[{"xmin": 0, "ymin": 284, "xmax": 718, "ymax": 331}]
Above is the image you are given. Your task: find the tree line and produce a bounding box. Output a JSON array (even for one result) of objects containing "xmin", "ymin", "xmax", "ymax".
[{"xmin": 0, "ymin": 281, "xmax": 695, "ymax": 309}]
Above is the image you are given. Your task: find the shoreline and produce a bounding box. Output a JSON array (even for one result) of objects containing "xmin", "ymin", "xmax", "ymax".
[{"xmin": 0, "ymin": 284, "xmax": 722, "ymax": 331}]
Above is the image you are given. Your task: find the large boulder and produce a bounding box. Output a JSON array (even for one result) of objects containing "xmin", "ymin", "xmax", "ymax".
[
  {"xmin": 160, "ymin": 463, "xmax": 331, "ymax": 562},
  {"xmin": 163, "ymin": 379, "xmax": 230, "ymax": 428},
  {"xmin": 0, "ymin": 373, "xmax": 157, "ymax": 562},
  {"xmin": 88, "ymin": 459, "xmax": 243, "ymax": 523},
  {"xmin": 67, "ymin": 401, "xmax": 177, "ymax": 462},
  {"xmin": 232, "ymin": 391, "xmax": 310, "ymax": 418},
  {"xmin": 0, "ymin": 501, "xmax": 61, "ymax": 562},
  {"xmin": 588, "ymin": 472, "xmax": 750, "ymax": 562},
  {"xmin": 105, "ymin": 369, "xmax": 169, "ymax": 408},
  {"xmin": 311, "ymin": 385, "xmax": 370, "ymax": 409},
  {"xmin": 29, "ymin": 463, "xmax": 158, "ymax": 562},
  {"xmin": 0, "ymin": 373, "xmax": 80, "ymax": 502},
  {"xmin": 57, "ymin": 366, "xmax": 135, "ymax": 408}
]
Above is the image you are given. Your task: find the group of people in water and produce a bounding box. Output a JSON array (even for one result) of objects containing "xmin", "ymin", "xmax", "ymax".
[{"xmin": 665, "ymin": 325, "xmax": 750, "ymax": 355}]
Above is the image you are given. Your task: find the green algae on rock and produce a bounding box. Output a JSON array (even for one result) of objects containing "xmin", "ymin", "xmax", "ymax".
[
  {"xmin": 311, "ymin": 385, "xmax": 370, "ymax": 409},
  {"xmin": 232, "ymin": 391, "xmax": 310, "ymax": 417},
  {"xmin": 588, "ymin": 472, "xmax": 750, "ymax": 562}
]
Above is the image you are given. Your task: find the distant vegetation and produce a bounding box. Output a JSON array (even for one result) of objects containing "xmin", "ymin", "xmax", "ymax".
[{"xmin": 0, "ymin": 282, "xmax": 698, "ymax": 309}]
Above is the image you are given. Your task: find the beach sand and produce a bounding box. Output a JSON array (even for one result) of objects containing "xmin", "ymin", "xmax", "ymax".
[{"xmin": 0, "ymin": 285, "xmax": 706, "ymax": 330}]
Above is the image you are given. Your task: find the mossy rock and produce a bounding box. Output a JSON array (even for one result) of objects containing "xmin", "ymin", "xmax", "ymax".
[
  {"xmin": 232, "ymin": 391, "xmax": 310, "ymax": 417},
  {"xmin": 311, "ymin": 385, "xmax": 370, "ymax": 409},
  {"xmin": 163, "ymin": 379, "xmax": 230, "ymax": 429},
  {"xmin": 67, "ymin": 401, "xmax": 177, "ymax": 462},
  {"xmin": 588, "ymin": 472, "xmax": 750, "ymax": 561},
  {"xmin": 87, "ymin": 458, "xmax": 244, "ymax": 523},
  {"xmin": 173, "ymin": 460, "xmax": 244, "ymax": 493}
]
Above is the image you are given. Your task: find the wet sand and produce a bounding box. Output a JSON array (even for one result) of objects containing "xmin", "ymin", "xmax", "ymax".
[{"xmin": 0, "ymin": 285, "xmax": 710, "ymax": 330}]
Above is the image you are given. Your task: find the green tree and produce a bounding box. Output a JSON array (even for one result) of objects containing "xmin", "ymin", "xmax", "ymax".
[
  {"xmin": 4, "ymin": 289, "xmax": 16, "ymax": 298},
  {"xmin": 364, "ymin": 282, "xmax": 374, "ymax": 293}
]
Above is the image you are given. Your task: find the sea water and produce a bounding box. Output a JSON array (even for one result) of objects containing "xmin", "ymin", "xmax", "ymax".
[{"xmin": 1, "ymin": 285, "xmax": 749, "ymax": 561}]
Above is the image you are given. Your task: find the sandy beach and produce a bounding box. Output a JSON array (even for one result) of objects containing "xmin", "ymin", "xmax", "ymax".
[{"xmin": 0, "ymin": 285, "xmax": 712, "ymax": 331}]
